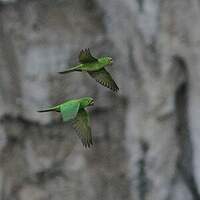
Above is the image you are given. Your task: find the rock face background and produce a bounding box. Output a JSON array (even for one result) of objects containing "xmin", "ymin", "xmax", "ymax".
[{"xmin": 0, "ymin": 0, "xmax": 200, "ymax": 199}]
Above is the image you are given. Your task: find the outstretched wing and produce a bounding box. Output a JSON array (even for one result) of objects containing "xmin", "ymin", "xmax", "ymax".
[
  {"xmin": 79, "ymin": 49, "xmax": 98, "ymax": 64},
  {"xmin": 72, "ymin": 108, "xmax": 93, "ymax": 148},
  {"xmin": 60, "ymin": 101, "xmax": 80, "ymax": 122},
  {"xmin": 88, "ymin": 68, "xmax": 119, "ymax": 92}
]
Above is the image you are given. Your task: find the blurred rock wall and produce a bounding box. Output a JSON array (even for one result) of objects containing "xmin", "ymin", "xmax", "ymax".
[{"xmin": 0, "ymin": 0, "xmax": 200, "ymax": 200}]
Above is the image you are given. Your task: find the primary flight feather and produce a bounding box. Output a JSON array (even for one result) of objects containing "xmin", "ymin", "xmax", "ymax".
[
  {"xmin": 59, "ymin": 49, "xmax": 119, "ymax": 92},
  {"xmin": 38, "ymin": 97, "xmax": 94, "ymax": 148}
]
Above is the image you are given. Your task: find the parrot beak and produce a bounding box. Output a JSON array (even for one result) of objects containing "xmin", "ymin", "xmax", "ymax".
[
  {"xmin": 90, "ymin": 100, "xmax": 94, "ymax": 106},
  {"xmin": 110, "ymin": 58, "xmax": 113, "ymax": 65}
]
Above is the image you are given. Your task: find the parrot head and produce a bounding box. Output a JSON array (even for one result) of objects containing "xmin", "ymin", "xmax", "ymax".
[
  {"xmin": 99, "ymin": 57, "xmax": 113, "ymax": 65},
  {"xmin": 80, "ymin": 97, "xmax": 94, "ymax": 107}
]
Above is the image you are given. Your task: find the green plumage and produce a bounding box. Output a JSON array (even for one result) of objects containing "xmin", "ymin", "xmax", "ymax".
[
  {"xmin": 38, "ymin": 97, "xmax": 94, "ymax": 148},
  {"xmin": 59, "ymin": 49, "xmax": 119, "ymax": 92}
]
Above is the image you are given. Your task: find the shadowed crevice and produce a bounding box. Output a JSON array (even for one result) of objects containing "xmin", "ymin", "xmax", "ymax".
[
  {"xmin": 174, "ymin": 55, "xmax": 200, "ymax": 200},
  {"xmin": 138, "ymin": 139, "xmax": 149, "ymax": 200},
  {"xmin": 137, "ymin": 0, "xmax": 144, "ymax": 12},
  {"xmin": 127, "ymin": 41, "xmax": 144, "ymax": 87}
]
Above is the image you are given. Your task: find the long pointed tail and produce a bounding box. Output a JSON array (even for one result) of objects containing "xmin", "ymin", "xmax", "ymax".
[
  {"xmin": 58, "ymin": 66, "xmax": 80, "ymax": 74},
  {"xmin": 38, "ymin": 108, "xmax": 56, "ymax": 113}
]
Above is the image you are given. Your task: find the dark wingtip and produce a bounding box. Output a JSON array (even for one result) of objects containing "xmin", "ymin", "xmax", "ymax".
[
  {"xmin": 114, "ymin": 87, "xmax": 119, "ymax": 92},
  {"xmin": 108, "ymin": 85, "xmax": 119, "ymax": 93},
  {"xmin": 83, "ymin": 140, "xmax": 93, "ymax": 148},
  {"xmin": 80, "ymin": 48, "xmax": 90, "ymax": 54}
]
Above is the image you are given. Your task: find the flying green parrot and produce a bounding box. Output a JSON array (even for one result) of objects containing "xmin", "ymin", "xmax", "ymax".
[
  {"xmin": 59, "ymin": 49, "xmax": 119, "ymax": 92},
  {"xmin": 38, "ymin": 97, "xmax": 94, "ymax": 148}
]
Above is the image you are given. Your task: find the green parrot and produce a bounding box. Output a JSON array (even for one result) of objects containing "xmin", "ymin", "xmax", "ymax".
[
  {"xmin": 38, "ymin": 97, "xmax": 94, "ymax": 148},
  {"xmin": 59, "ymin": 49, "xmax": 119, "ymax": 92}
]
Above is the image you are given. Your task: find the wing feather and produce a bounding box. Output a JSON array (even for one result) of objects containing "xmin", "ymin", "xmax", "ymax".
[
  {"xmin": 88, "ymin": 68, "xmax": 119, "ymax": 92},
  {"xmin": 79, "ymin": 49, "xmax": 98, "ymax": 64},
  {"xmin": 72, "ymin": 108, "xmax": 93, "ymax": 148}
]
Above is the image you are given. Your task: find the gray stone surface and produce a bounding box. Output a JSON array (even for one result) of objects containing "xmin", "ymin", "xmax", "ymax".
[{"xmin": 0, "ymin": 0, "xmax": 199, "ymax": 199}]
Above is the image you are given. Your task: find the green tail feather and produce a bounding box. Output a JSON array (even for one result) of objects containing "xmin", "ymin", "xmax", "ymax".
[
  {"xmin": 38, "ymin": 107, "xmax": 57, "ymax": 113},
  {"xmin": 58, "ymin": 66, "xmax": 80, "ymax": 74}
]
